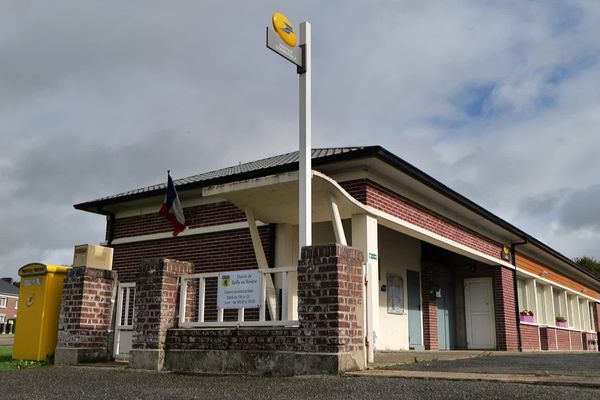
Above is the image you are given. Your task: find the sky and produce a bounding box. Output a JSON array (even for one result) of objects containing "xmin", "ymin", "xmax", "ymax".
[{"xmin": 1, "ymin": 0, "xmax": 600, "ymax": 278}]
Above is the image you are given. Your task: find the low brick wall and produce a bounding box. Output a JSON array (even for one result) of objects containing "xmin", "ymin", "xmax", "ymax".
[
  {"xmin": 519, "ymin": 323, "xmax": 540, "ymax": 351},
  {"xmin": 583, "ymin": 332, "xmax": 598, "ymax": 351},
  {"xmin": 167, "ymin": 327, "xmax": 298, "ymax": 352},
  {"xmin": 162, "ymin": 244, "xmax": 366, "ymax": 376},
  {"xmin": 55, "ymin": 267, "xmax": 118, "ymax": 364},
  {"xmin": 569, "ymin": 330, "xmax": 583, "ymax": 350}
]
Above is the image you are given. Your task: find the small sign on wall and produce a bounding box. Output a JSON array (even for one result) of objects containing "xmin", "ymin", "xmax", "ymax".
[
  {"xmin": 217, "ymin": 270, "xmax": 262, "ymax": 309},
  {"xmin": 386, "ymin": 273, "xmax": 404, "ymax": 315}
]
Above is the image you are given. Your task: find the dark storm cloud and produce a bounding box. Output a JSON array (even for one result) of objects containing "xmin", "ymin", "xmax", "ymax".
[{"xmin": 558, "ymin": 185, "xmax": 600, "ymax": 232}]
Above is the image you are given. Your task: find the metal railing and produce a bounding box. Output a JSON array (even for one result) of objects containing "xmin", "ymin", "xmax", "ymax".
[{"xmin": 178, "ymin": 267, "xmax": 299, "ymax": 328}]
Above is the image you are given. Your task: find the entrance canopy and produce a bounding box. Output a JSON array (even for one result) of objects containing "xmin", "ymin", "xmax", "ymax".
[{"xmin": 202, "ymin": 170, "xmax": 513, "ymax": 269}]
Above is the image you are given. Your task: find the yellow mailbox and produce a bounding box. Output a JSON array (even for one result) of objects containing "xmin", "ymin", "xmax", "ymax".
[{"xmin": 12, "ymin": 263, "xmax": 70, "ymax": 361}]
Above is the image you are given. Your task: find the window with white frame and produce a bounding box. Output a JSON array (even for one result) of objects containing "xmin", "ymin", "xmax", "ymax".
[
  {"xmin": 568, "ymin": 294, "xmax": 579, "ymax": 328},
  {"xmin": 0, "ymin": 315, "xmax": 4, "ymax": 323},
  {"xmin": 579, "ymin": 299, "xmax": 590, "ymax": 331},
  {"xmin": 517, "ymin": 278, "xmax": 528, "ymax": 312},
  {"xmin": 536, "ymin": 284, "xmax": 547, "ymax": 324},
  {"xmin": 553, "ymin": 289, "xmax": 565, "ymax": 324},
  {"xmin": 0, "ymin": 296, "xmax": 7, "ymax": 308},
  {"xmin": 590, "ymin": 303, "xmax": 597, "ymax": 331}
]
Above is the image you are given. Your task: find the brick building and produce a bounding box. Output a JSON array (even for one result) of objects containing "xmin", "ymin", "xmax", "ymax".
[
  {"xmin": 64, "ymin": 146, "xmax": 600, "ymax": 373},
  {"xmin": 0, "ymin": 278, "xmax": 19, "ymax": 333}
]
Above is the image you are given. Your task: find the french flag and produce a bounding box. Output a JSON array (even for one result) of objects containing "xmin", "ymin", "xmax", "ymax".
[{"xmin": 159, "ymin": 172, "xmax": 187, "ymax": 236}]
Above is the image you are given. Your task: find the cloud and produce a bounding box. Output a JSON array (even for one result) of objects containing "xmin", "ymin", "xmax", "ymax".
[{"xmin": 1, "ymin": 1, "xmax": 600, "ymax": 277}]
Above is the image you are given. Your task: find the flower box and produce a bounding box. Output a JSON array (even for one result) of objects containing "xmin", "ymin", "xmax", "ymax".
[
  {"xmin": 520, "ymin": 315, "xmax": 534, "ymax": 323},
  {"xmin": 555, "ymin": 321, "xmax": 567, "ymax": 328}
]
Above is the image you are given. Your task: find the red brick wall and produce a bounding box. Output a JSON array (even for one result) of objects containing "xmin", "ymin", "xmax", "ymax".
[
  {"xmin": 493, "ymin": 266, "xmax": 518, "ymax": 351},
  {"xmin": 0, "ymin": 295, "xmax": 18, "ymax": 320},
  {"xmin": 57, "ymin": 267, "xmax": 118, "ymax": 350},
  {"xmin": 111, "ymin": 226, "xmax": 273, "ymax": 283},
  {"xmin": 420, "ymin": 263, "xmax": 438, "ymax": 350},
  {"xmin": 556, "ymin": 328, "xmax": 571, "ymax": 350},
  {"xmin": 166, "ymin": 244, "xmax": 365, "ymax": 355},
  {"xmin": 111, "ymin": 202, "xmax": 246, "ymax": 239},
  {"xmin": 341, "ymin": 179, "xmax": 503, "ymax": 261},
  {"xmin": 297, "ymin": 244, "xmax": 364, "ymax": 353},
  {"xmin": 540, "ymin": 327, "xmax": 552, "ymax": 350},
  {"xmin": 520, "ymin": 324, "xmax": 540, "ymax": 351},
  {"xmin": 569, "ymin": 330, "xmax": 583, "ymax": 350},
  {"xmin": 132, "ymin": 258, "xmax": 193, "ymax": 351},
  {"xmin": 583, "ymin": 332, "xmax": 598, "ymax": 351}
]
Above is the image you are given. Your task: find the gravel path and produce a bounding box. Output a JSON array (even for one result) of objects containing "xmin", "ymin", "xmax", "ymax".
[{"xmin": 0, "ymin": 365, "xmax": 598, "ymax": 400}]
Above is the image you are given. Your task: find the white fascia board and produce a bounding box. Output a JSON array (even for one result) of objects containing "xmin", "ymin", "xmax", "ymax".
[
  {"xmin": 114, "ymin": 195, "xmax": 226, "ymax": 219},
  {"xmin": 202, "ymin": 171, "xmax": 298, "ymax": 197},
  {"xmin": 313, "ymin": 171, "xmax": 513, "ymax": 269},
  {"xmin": 106, "ymin": 221, "xmax": 266, "ymax": 246}
]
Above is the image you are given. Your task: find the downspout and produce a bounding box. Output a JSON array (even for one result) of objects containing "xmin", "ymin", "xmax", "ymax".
[
  {"xmin": 511, "ymin": 240, "xmax": 528, "ymax": 352},
  {"xmin": 97, "ymin": 207, "xmax": 116, "ymax": 246}
]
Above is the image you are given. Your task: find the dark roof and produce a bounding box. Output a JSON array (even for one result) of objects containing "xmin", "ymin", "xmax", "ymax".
[
  {"xmin": 74, "ymin": 147, "xmax": 370, "ymax": 211},
  {"xmin": 0, "ymin": 279, "xmax": 19, "ymax": 296},
  {"xmin": 74, "ymin": 145, "xmax": 600, "ymax": 286}
]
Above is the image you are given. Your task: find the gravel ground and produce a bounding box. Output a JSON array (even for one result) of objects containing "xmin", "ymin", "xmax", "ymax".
[
  {"xmin": 0, "ymin": 365, "xmax": 599, "ymax": 400},
  {"xmin": 388, "ymin": 353, "xmax": 600, "ymax": 377}
]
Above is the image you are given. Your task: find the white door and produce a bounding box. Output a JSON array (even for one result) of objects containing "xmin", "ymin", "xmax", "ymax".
[
  {"xmin": 113, "ymin": 283, "xmax": 135, "ymax": 357},
  {"xmin": 464, "ymin": 278, "xmax": 496, "ymax": 349}
]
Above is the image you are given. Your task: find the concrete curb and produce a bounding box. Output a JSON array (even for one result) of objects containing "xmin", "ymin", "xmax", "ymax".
[{"xmin": 346, "ymin": 369, "xmax": 600, "ymax": 389}]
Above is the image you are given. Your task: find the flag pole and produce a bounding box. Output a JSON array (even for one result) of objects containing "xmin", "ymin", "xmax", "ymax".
[{"xmin": 298, "ymin": 21, "xmax": 311, "ymax": 255}]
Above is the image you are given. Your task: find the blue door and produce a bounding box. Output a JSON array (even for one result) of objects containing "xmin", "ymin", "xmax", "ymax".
[
  {"xmin": 436, "ymin": 279, "xmax": 455, "ymax": 350},
  {"xmin": 407, "ymin": 270, "xmax": 423, "ymax": 350}
]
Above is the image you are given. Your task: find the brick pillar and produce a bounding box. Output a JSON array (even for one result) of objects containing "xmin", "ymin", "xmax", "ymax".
[
  {"xmin": 297, "ymin": 244, "xmax": 365, "ymax": 373},
  {"xmin": 594, "ymin": 303, "xmax": 600, "ymax": 333},
  {"xmin": 493, "ymin": 266, "xmax": 519, "ymax": 351},
  {"xmin": 421, "ymin": 263, "xmax": 438, "ymax": 350},
  {"xmin": 55, "ymin": 267, "xmax": 118, "ymax": 365},
  {"xmin": 129, "ymin": 258, "xmax": 193, "ymax": 371}
]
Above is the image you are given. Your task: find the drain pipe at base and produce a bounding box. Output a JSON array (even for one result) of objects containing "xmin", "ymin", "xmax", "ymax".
[{"xmin": 511, "ymin": 240, "xmax": 528, "ymax": 352}]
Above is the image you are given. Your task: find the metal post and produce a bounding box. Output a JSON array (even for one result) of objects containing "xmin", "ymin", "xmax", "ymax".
[{"xmin": 299, "ymin": 21, "xmax": 312, "ymax": 254}]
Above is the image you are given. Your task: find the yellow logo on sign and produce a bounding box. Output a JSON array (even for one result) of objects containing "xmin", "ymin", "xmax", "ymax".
[{"xmin": 272, "ymin": 12, "xmax": 297, "ymax": 47}]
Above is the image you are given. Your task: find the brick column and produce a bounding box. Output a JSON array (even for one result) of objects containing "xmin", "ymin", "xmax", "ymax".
[
  {"xmin": 493, "ymin": 266, "xmax": 519, "ymax": 351},
  {"xmin": 297, "ymin": 244, "xmax": 365, "ymax": 373},
  {"xmin": 129, "ymin": 258, "xmax": 193, "ymax": 370},
  {"xmin": 421, "ymin": 262, "xmax": 438, "ymax": 350},
  {"xmin": 55, "ymin": 267, "xmax": 118, "ymax": 365}
]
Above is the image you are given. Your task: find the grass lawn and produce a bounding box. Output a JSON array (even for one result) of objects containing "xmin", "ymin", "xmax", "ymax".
[{"xmin": 0, "ymin": 346, "xmax": 47, "ymax": 371}]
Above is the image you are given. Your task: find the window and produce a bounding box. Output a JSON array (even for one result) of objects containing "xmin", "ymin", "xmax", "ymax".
[
  {"xmin": 553, "ymin": 289, "xmax": 565, "ymax": 325},
  {"xmin": 591, "ymin": 303, "xmax": 597, "ymax": 331},
  {"xmin": 0, "ymin": 296, "xmax": 7, "ymax": 308},
  {"xmin": 0, "ymin": 315, "xmax": 4, "ymax": 323},
  {"xmin": 536, "ymin": 284, "xmax": 547, "ymax": 324},
  {"xmin": 15, "ymin": 300, "xmax": 17, "ymax": 309},
  {"xmin": 517, "ymin": 278, "xmax": 527, "ymax": 311}
]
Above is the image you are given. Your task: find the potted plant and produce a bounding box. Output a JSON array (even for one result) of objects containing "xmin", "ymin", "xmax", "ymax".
[
  {"xmin": 520, "ymin": 309, "xmax": 534, "ymax": 323},
  {"xmin": 555, "ymin": 316, "xmax": 567, "ymax": 328}
]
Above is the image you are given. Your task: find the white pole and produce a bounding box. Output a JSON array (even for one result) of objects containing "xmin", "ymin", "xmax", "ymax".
[{"xmin": 299, "ymin": 21, "xmax": 312, "ymax": 254}]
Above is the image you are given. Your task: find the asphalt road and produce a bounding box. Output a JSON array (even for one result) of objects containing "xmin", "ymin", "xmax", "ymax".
[
  {"xmin": 1, "ymin": 365, "xmax": 598, "ymax": 400},
  {"xmin": 387, "ymin": 352, "xmax": 600, "ymax": 377}
]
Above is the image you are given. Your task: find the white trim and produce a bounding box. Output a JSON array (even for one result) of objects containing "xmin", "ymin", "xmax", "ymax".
[
  {"xmin": 0, "ymin": 294, "xmax": 18, "ymax": 299},
  {"xmin": 178, "ymin": 320, "xmax": 300, "ymax": 329},
  {"xmin": 312, "ymin": 171, "xmax": 515, "ymax": 269},
  {"xmin": 516, "ymin": 268, "xmax": 599, "ymax": 302},
  {"xmin": 114, "ymin": 195, "xmax": 226, "ymax": 219},
  {"xmin": 106, "ymin": 221, "xmax": 266, "ymax": 246}
]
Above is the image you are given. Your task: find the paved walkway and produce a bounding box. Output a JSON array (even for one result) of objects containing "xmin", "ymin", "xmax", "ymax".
[{"xmin": 351, "ymin": 351, "xmax": 600, "ymax": 388}]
